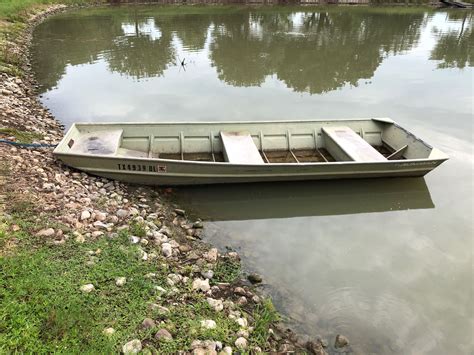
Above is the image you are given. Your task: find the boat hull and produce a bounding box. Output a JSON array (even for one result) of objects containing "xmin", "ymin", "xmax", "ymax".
[
  {"xmin": 53, "ymin": 119, "xmax": 448, "ymax": 185},
  {"xmin": 54, "ymin": 153, "xmax": 443, "ymax": 185}
]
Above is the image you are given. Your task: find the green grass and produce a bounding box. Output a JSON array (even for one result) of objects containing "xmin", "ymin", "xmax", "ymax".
[
  {"xmin": 129, "ymin": 220, "xmax": 147, "ymax": 238},
  {"xmin": 212, "ymin": 257, "xmax": 241, "ymax": 284},
  {"xmin": 249, "ymin": 299, "xmax": 280, "ymax": 347},
  {"xmin": 0, "ymin": 0, "xmax": 105, "ymax": 75},
  {"xmin": 0, "ymin": 228, "xmax": 160, "ymax": 353},
  {"xmin": 150, "ymin": 298, "xmax": 241, "ymax": 353},
  {"xmin": 0, "ymin": 128, "xmax": 44, "ymax": 143},
  {"xmin": 0, "ymin": 205, "xmax": 276, "ymax": 353},
  {"xmin": 0, "ymin": 0, "xmax": 103, "ymax": 21}
]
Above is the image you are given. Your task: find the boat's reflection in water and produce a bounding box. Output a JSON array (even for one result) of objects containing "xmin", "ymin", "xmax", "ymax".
[{"xmin": 172, "ymin": 177, "xmax": 434, "ymax": 221}]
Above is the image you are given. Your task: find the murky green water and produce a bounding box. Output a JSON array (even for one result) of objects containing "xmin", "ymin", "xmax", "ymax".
[{"xmin": 31, "ymin": 6, "xmax": 473, "ymax": 354}]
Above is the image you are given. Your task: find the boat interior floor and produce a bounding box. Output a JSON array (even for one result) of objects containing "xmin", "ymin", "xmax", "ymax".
[{"xmin": 76, "ymin": 127, "xmax": 405, "ymax": 163}]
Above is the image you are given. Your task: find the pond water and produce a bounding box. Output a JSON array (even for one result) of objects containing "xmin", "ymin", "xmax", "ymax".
[{"xmin": 31, "ymin": 6, "xmax": 473, "ymax": 354}]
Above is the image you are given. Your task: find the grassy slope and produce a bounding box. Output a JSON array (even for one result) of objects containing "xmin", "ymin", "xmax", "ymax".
[
  {"xmin": 0, "ymin": 0, "xmax": 100, "ymax": 20},
  {"xmin": 0, "ymin": 0, "xmax": 105, "ymax": 74},
  {"xmin": 0, "ymin": 196, "xmax": 277, "ymax": 353}
]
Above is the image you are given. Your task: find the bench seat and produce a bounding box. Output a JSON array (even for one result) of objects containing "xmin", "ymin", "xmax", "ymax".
[
  {"xmin": 322, "ymin": 126, "xmax": 386, "ymax": 162},
  {"xmin": 220, "ymin": 131, "xmax": 264, "ymax": 165}
]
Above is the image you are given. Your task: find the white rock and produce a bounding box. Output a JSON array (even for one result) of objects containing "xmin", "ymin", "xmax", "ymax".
[
  {"xmin": 236, "ymin": 317, "xmax": 248, "ymax": 328},
  {"xmin": 167, "ymin": 273, "xmax": 183, "ymax": 286},
  {"xmin": 223, "ymin": 300, "xmax": 235, "ymax": 310},
  {"xmin": 234, "ymin": 337, "xmax": 248, "ymax": 349},
  {"xmin": 155, "ymin": 328, "xmax": 173, "ymax": 341},
  {"xmin": 154, "ymin": 286, "xmax": 167, "ymax": 295},
  {"xmin": 129, "ymin": 207, "xmax": 139, "ymax": 216},
  {"xmin": 153, "ymin": 305, "xmax": 170, "ymax": 314},
  {"xmin": 103, "ymin": 327, "xmax": 115, "ymax": 336},
  {"xmin": 201, "ymin": 270, "xmax": 214, "ymax": 279},
  {"xmin": 129, "ymin": 236, "xmax": 140, "ymax": 244},
  {"xmin": 116, "ymin": 277, "xmax": 127, "ymax": 286},
  {"xmin": 153, "ymin": 231, "xmax": 168, "ymax": 243},
  {"xmin": 122, "ymin": 339, "xmax": 142, "ymax": 354},
  {"xmin": 237, "ymin": 329, "xmax": 249, "ymax": 338},
  {"xmin": 147, "ymin": 213, "xmax": 159, "ymax": 220},
  {"xmin": 221, "ymin": 346, "xmax": 233, "ymax": 354},
  {"xmin": 169, "ymin": 239, "xmax": 180, "ymax": 248},
  {"xmin": 200, "ymin": 319, "xmax": 217, "ymax": 329},
  {"xmin": 161, "ymin": 243, "xmax": 172, "ymax": 257},
  {"xmin": 80, "ymin": 284, "xmax": 95, "ymax": 293},
  {"xmin": 228, "ymin": 310, "xmax": 241, "ymax": 320},
  {"xmin": 42, "ymin": 182, "xmax": 55, "ymax": 191},
  {"xmin": 159, "ymin": 226, "xmax": 172, "ymax": 236},
  {"xmin": 116, "ymin": 209, "xmax": 128, "ymax": 218},
  {"xmin": 236, "ymin": 296, "xmax": 247, "ymax": 306},
  {"xmin": 207, "ymin": 298, "xmax": 224, "ymax": 312},
  {"xmin": 91, "ymin": 231, "xmax": 104, "ymax": 238},
  {"xmin": 204, "ymin": 248, "xmax": 218, "ymax": 262},
  {"xmin": 95, "ymin": 211, "xmax": 107, "ymax": 221},
  {"xmin": 191, "ymin": 340, "xmax": 204, "ymax": 349},
  {"xmin": 192, "ymin": 278, "xmax": 210, "ymax": 292},
  {"xmin": 134, "ymin": 216, "xmax": 145, "ymax": 224},
  {"xmin": 36, "ymin": 228, "xmax": 55, "ymax": 237},
  {"xmin": 80, "ymin": 210, "xmax": 91, "ymax": 220},
  {"xmin": 147, "ymin": 221, "xmax": 159, "ymax": 230},
  {"xmin": 93, "ymin": 221, "xmax": 108, "ymax": 230}
]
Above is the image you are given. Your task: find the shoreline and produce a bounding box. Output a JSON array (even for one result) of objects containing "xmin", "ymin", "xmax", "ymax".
[{"xmin": 0, "ymin": 3, "xmax": 332, "ymax": 354}]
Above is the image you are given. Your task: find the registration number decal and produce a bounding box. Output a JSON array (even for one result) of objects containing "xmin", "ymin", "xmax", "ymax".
[{"xmin": 117, "ymin": 163, "xmax": 167, "ymax": 173}]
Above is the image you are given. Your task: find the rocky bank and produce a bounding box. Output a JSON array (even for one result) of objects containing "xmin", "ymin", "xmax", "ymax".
[{"xmin": 0, "ymin": 4, "xmax": 347, "ymax": 354}]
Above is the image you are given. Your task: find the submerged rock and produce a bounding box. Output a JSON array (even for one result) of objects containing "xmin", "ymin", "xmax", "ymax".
[
  {"xmin": 335, "ymin": 334, "xmax": 349, "ymax": 348},
  {"xmin": 306, "ymin": 340, "xmax": 328, "ymax": 355},
  {"xmin": 247, "ymin": 273, "xmax": 263, "ymax": 284}
]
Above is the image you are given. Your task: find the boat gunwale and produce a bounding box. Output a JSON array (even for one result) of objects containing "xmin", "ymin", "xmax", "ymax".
[
  {"xmin": 62, "ymin": 117, "xmax": 395, "ymax": 127},
  {"xmin": 54, "ymin": 118, "xmax": 449, "ymax": 165}
]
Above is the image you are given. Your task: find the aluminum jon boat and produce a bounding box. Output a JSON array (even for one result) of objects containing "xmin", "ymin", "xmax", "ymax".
[{"xmin": 53, "ymin": 118, "xmax": 448, "ymax": 185}]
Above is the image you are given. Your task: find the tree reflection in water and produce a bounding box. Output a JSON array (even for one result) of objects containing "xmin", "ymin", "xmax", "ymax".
[
  {"xmin": 430, "ymin": 12, "xmax": 472, "ymax": 69},
  {"xmin": 31, "ymin": 7, "xmax": 472, "ymax": 95}
]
